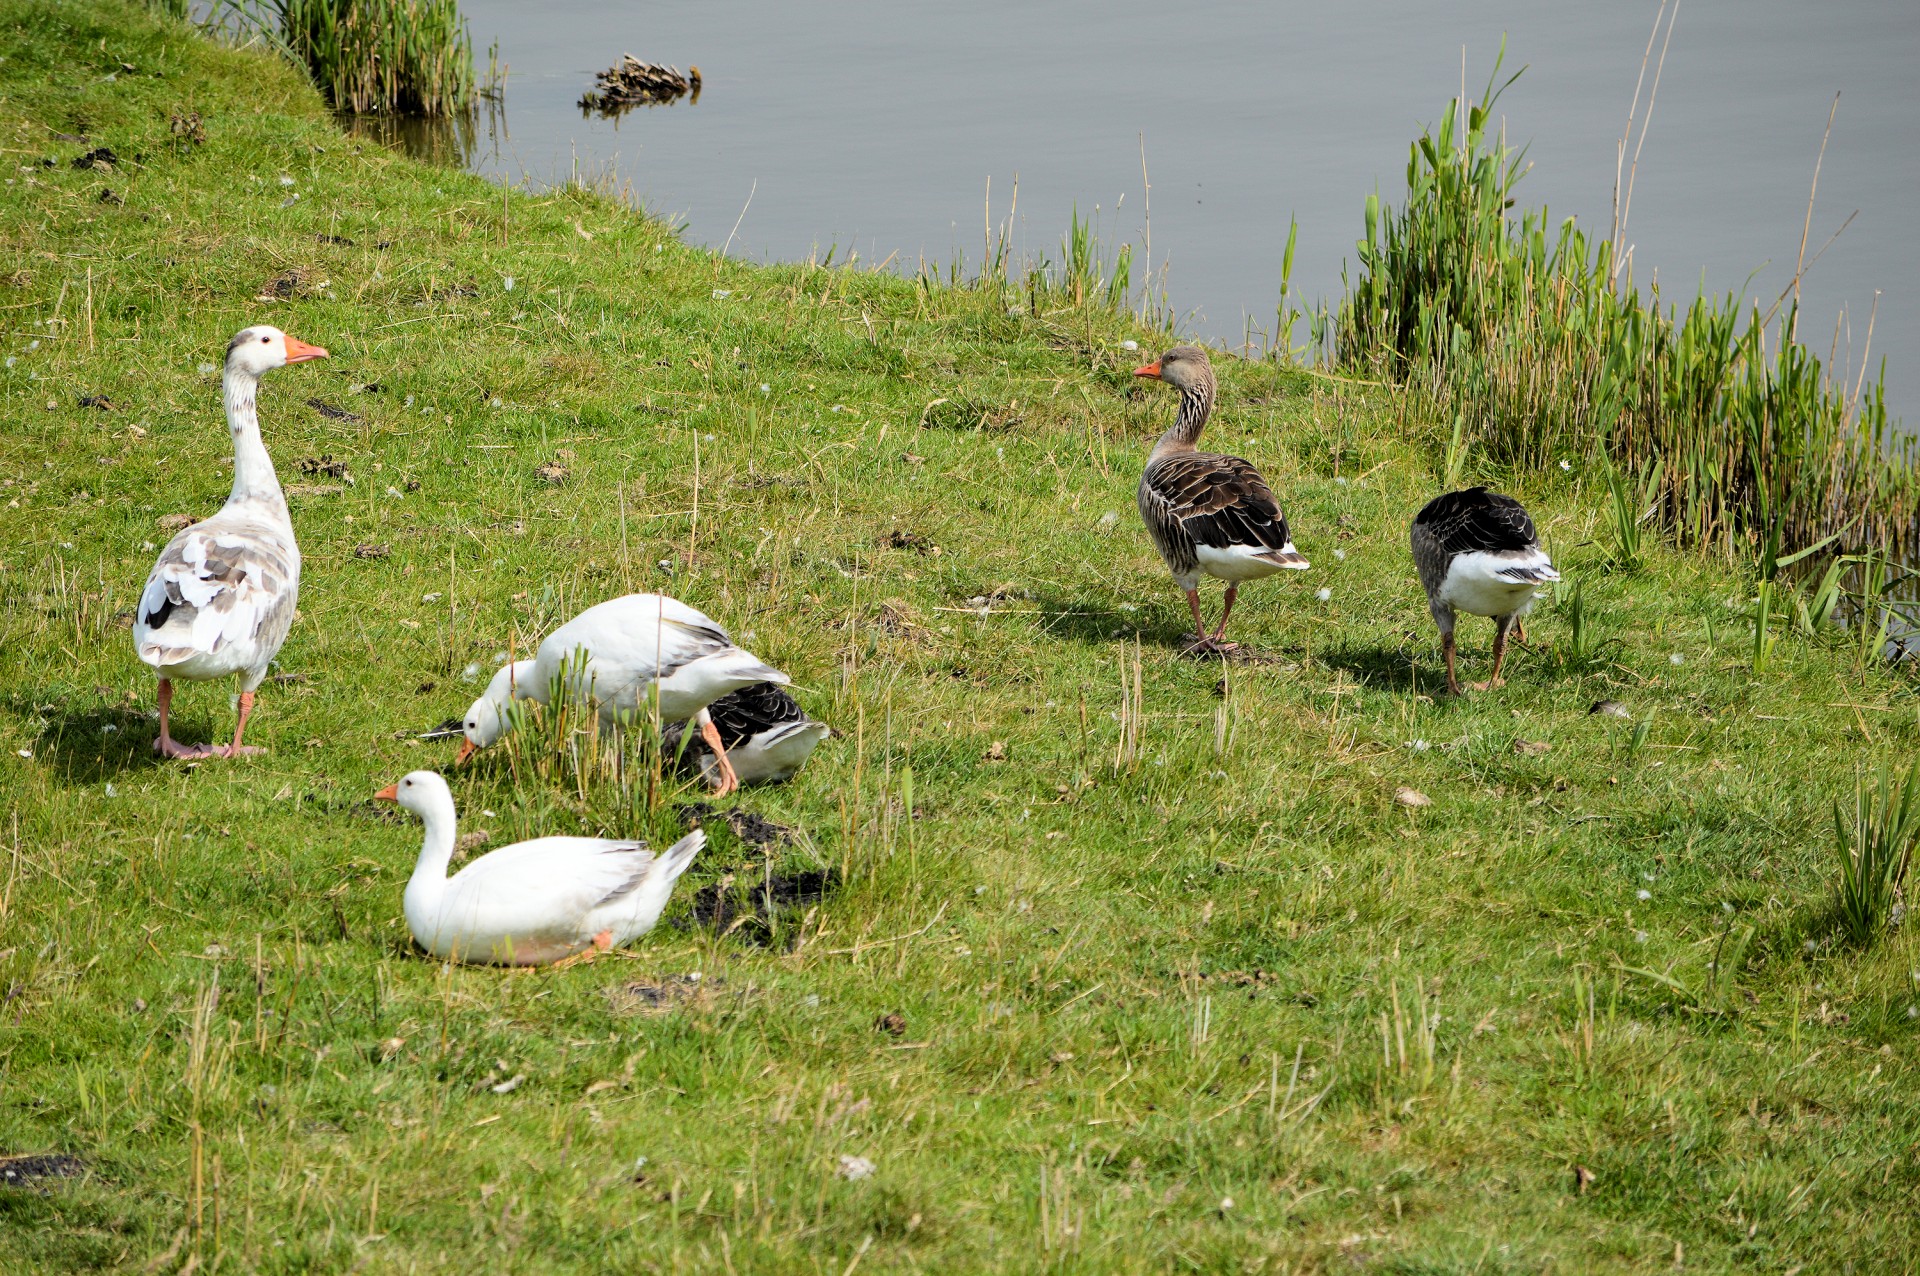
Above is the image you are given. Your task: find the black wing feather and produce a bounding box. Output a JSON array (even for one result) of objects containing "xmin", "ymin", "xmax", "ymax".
[{"xmin": 1412, "ymin": 487, "xmax": 1537, "ymax": 555}]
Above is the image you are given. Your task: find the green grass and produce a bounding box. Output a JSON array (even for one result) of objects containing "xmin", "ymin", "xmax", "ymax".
[{"xmin": 4, "ymin": 4, "xmax": 1920, "ymax": 1271}]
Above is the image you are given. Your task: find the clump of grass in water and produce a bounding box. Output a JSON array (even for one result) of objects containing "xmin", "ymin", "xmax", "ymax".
[
  {"xmin": 1338, "ymin": 43, "xmax": 1919, "ymax": 569},
  {"xmin": 278, "ymin": 0, "xmax": 475, "ymax": 116},
  {"xmin": 1833, "ymin": 762, "xmax": 1920, "ymax": 947}
]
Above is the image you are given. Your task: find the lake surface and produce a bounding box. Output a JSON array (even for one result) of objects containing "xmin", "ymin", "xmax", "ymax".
[{"xmin": 454, "ymin": 0, "xmax": 1919, "ymax": 422}]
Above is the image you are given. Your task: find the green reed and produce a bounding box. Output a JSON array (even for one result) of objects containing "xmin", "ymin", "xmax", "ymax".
[
  {"xmin": 1832, "ymin": 762, "xmax": 1920, "ymax": 947},
  {"xmin": 1337, "ymin": 45, "xmax": 1918, "ymax": 570},
  {"xmin": 1027, "ymin": 206, "xmax": 1134, "ymax": 316},
  {"xmin": 278, "ymin": 0, "xmax": 474, "ymax": 116}
]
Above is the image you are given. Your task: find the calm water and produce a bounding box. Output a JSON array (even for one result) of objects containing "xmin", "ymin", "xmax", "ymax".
[{"xmin": 449, "ymin": 0, "xmax": 1919, "ymax": 421}]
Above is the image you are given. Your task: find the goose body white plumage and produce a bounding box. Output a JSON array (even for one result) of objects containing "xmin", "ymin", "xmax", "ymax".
[
  {"xmin": 133, "ymin": 325, "xmax": 327, "ymax": 757},
  {"xmin": 457, "ymin": 595, "xmax": 786, "ymax": 792},
  {"xmin": 1433, "ymin": 548, "xmax": 1558, "ymax": 619},
  {"xmin": 461, "ymin": 595, "xmax": 784, "ymax": 747},
  {"xmin": 382, "ymin": 771, "xmax": 705, "ymax": 966}
]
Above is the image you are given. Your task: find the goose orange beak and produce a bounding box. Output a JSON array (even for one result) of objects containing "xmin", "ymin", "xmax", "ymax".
[
  {"xmin": 374, "ymin": 782, "xmax": 399, "ymax": 802},
  {"xmin": 284, "ymin": 335, "xmax": 330, "ymax": 364},
  {"xmin": 455, "ymin": 738, "xmax": 476, "ymax": 765},
  {"xmin": 1132, "ymin": 361, "xmax": 1162, "ymax": 378}
]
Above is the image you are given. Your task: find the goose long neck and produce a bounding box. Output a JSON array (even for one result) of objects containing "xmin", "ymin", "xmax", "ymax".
[
  {"xmin": 1151, "ymin": 374, "xmax": 1215, "ymax": 458},
  {"xmin": 406, "ymin": 792, "xmax": 460, "ymax": 895},
  {"xmin": 224, "ymin": 368, "xmax": 285, "ymax": 510}
]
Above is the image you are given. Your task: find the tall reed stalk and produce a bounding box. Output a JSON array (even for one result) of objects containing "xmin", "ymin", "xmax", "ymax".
[
  {"xmin": 1338, "ymin": 46, "xmax": 1918, "ymax": 568},
  {"xmin": 278, "ymin": 0, "xmax": 475, "ymax": 116}
]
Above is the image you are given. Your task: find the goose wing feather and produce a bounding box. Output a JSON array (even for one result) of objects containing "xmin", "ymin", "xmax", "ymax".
[
  {"xmin": 447, "ymin": 837, "xmax": 658, "ymax": 927},
  {"xmin": 1413, "ymin": 487, "xmax": 1540, "ymax": 556},
  {"xmin": 1144, "ymin": 451, "xmax": 1296, "ymax": 554},
  {"xmin": 134, "ymin": 513, "xmax": 298, "ymax": 671}
]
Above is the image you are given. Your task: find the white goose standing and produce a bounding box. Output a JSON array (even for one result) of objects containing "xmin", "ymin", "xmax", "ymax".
[
  {"xmin": 133, "ymin": 325, "xmax": 328, "ymax": 758},
  {"xmin": 456, "ymin": 593, "xmax": 788, "ymax": 794},
  {"xmin": 378, "ymin": 770, "xmax": 705, "ymax": 966}
]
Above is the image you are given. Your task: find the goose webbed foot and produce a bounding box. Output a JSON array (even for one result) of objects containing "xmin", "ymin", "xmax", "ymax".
[
  {"xmin": 154, "ymin": 736, "xmax": 222, "ymax": 760},
  {"xmin": 550, "ymin": 931, "xmax": 615, "ymax": 971}
]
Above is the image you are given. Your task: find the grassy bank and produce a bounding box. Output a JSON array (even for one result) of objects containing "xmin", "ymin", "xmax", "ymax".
[{"xmin": 3, "ymin": 3, "xmax": 1919, "ymax": 1271}]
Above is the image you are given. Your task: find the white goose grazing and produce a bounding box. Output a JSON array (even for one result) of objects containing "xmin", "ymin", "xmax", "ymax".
[
  {"xmin": 1133, "ymin": 346, "xmax": 1308, "ymax": 652},
  {"xmin": 1409, "ymin": 486, "xmax": 1560, "ymax": 694},
  {"xmin": 455, "ymin": 593, "xmax": 788, "ymax": 794},
  {"xmin": 378, "ymin": 771, "xmax": 705, "ymax": 966},
  {"xmin": 133, "ymin": 325, "xmax": 328, "ymax": 758},
  {"xmin": 662, "ymin": 681, "xmax": 829, "ymax": 786}
]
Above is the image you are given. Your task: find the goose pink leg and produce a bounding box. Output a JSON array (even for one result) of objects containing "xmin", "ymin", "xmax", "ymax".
[
  {"xmin": 222, "ymin": 690, "xmax": 267, "ymax": 757},
  {"xmin": 153, "ymin": 679, "xmax": 265, "ymax": 759},
  {"xmin": 153, "ymin": 678, "xmax": 216, "ymax": 759},
  {"xmin": 699, "ymin": 714, "xmax": 741, "ymax": 795}
]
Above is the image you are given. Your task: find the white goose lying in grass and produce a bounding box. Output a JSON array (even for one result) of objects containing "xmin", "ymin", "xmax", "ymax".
[
  {"xmin": 662, "ymin": 681, "xmax": 829, "ymax": 786},
  {"xmin": 378, "ymin": 770, "xmax": 705, "ymax": 966},
  {"xmin": 1410, "ymin": 486, "xmax": 1560, "ymax": 694},
  {"xmin": 455, "ymin": 593, "xmax": 787, "ymax": 794},
  {"xmin": 134, "ymin": 325, "xmax": 328, "ymax": 758}
]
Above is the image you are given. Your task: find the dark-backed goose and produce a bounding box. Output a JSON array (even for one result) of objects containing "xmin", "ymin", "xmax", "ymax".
[
  {"xmin": 662, "ymin": 681, "xmax": 828, "ymax": 786},
  {"xmin": 1410, "ymin": 487, "xmax": 1559, "ymax": 693}
]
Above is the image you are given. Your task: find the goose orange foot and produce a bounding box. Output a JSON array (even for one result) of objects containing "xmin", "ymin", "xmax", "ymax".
[{"xmin": 549, "ymin": 930, "xmax": 616, "ymax": 971}]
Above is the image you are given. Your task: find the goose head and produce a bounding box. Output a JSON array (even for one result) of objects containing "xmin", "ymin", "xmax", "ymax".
[
  {"xmin": 454, "ymin": 659, "xmax": 533, "ymax": 763},
  {"xmin": 226, "ymin": 325, "xmax": 329, "ymax": 379},
  {"xmin": 1131, "ymin": 344, "xmax": 1213, "ymax": 393},
  {"xmin": 374, "ymin": 769, "xmax": 455, "ymax": 819}
]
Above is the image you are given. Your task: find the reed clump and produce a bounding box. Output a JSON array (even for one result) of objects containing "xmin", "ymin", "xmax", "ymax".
[
  {"xmin": 280, "ymin": 0, "xmax": 475, "ymax": 116},
  {"xmin": 1833, "ymin": 762, "xmax": 1920, "ymax": 947},
  {"xmin": 1338, "ymin": 54, "xmax": 1919, "ymax": 568}
]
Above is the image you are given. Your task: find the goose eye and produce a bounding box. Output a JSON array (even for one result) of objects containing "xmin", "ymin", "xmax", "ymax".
[{"xmin": 260, "ymin": 335, "xmax": 270, "ymax": 343}]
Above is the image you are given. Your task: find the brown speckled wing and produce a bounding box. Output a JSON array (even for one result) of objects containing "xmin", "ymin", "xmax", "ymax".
[
  {"xmin": 133, "ymin": 515, "xmax": 299, "ymax": 670},
  {"xmin": 1144, "ymin": 451, "xmax": 1296, "ymax": 555}
]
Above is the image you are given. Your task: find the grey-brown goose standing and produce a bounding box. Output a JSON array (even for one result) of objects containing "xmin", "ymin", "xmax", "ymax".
[
  {"xmin": 1133, "ymin": 345, "xmax": 1308, "ymax": 652},
  {"xmin": 1410, "ymin": 487, "xmax": 1559, "ymax": 694}
]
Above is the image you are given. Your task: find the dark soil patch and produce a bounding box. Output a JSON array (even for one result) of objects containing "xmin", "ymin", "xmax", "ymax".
[
  {"xmin": 675, "ymin": 802, "xmax": 796, "ymax": 848},
  {"xmin": 307, "ymin": 399, "xmax": 362, "ymax": 423},
  {"xmin": 297, "ymin": 455, "xmax": 350, "ymax": 479},
  {"xmin": 686, "ymin": 867, "xmax": 840, "ymax": 948},
  {"xmin": 71, "ymin": 146, "xmax": 116, "ymax": 171},
  {"xmin": 605, "ymin": 972, "xmax": 717, "ymax": 1015},
  {"xmin": 1, "ymin": 1153, "xmax": 87, "ymax": 1187}
]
